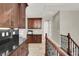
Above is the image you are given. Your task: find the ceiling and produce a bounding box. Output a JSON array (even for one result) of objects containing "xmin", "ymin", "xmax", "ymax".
[{"xmin": 26, "ymin": 3, "xmax": 79, "ymax": 17}]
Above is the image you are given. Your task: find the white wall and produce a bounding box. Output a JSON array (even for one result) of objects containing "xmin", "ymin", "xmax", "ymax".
[
  {"xmin": 19, "ymin": 29, "xmax": 27, "ymax": 45},
  {"xmin": 51, "ymin": 12, "xmax": 61, "ymax": 46},
  {"xmin": 60, "ymin": 11, "xmax": 79, "ymax": 44},
  {"xmin": 44, "ymin": 20, "xmax": 52, "ymax": 37},
  {"xmin": 26, "ymin": 3, "xmax": 54, "ymax": 39}
]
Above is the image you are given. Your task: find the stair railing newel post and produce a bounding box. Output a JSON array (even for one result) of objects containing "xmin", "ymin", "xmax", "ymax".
[
  {"xmin": 78, "ymin": 47, "xmax": 79, "ymax": 56},
  {"xmin": 67, "ymin": 33, "xmax": 71, "ymax": 55},
  {"xmin": 45, "ymin": 33, "xmax": 47, "ymax": 39},
  {"xmin": 45, "ymin": 33, "xmax": 48, "ymax": 56}
]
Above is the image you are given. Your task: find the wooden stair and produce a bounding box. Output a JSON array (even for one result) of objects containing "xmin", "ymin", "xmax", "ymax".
[
  {"xmin": 45, "ymin": 33, "xmax": 68, "ymax": 56},
  {"xmin": 61, "ymin": 33, "xmax": 79, "ymax": 56},
  {"xmin": 9, "ymin": 39, "xmax": 29, "ymax": 56}
]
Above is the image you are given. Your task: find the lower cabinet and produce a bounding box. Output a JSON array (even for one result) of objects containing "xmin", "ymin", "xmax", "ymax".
[{"xmin": 27, "ymin": 34, "xmax": 42, "ymax": 43}]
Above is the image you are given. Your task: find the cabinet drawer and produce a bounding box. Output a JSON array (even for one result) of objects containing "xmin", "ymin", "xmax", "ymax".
[{"xmin": 27, "ymin": 35, "xmax": 42, "ymax": 43}]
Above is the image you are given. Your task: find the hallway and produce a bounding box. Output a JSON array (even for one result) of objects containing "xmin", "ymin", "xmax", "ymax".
[{"xmin": 28, "ymin": 39, "xmax": 45, "ymax": 56}]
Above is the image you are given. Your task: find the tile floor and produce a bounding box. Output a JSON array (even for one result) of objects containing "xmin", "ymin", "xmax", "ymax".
[{"xmin": 28, "ymin": 39, "xmax": 45, "ymax": 56}]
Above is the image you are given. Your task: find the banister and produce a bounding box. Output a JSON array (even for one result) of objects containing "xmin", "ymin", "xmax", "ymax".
[
  {"xmin": 9, "ymin": 39, "xmax": 28, "ymax": 56},
  {"xmin": 61, "ymin": 34, "xmax": 79, "ymax": 48},
  {"xmin": 67, "ymin": 33, "xmax": 79, "ymax": 56},
  {"xmin": 67, "ymin": 33, "xmax": 79, "ymax": 48},
  {"xmin": 45, "ymin": 33, "xmax": 68, "ymax": 56},
  {"xmin": 61, "ymin": 33, "xmax": 79, "ymax": 56}
]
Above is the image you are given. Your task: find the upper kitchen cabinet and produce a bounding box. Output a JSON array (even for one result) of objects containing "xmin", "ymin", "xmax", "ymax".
[
  {"xmin": 18, "ymin": 3, "xmax": 28, "ymax": 28},
  {"xmin": 28, "ymin": 18, "xmax": 42, "ymax": 29},
  {"xmin": 0, "ymin": 3, "xmax": 28, "ymax": 28},
  {"xmin": 0, "ymin": 4, "xmax": 13, "ymax": 27}
]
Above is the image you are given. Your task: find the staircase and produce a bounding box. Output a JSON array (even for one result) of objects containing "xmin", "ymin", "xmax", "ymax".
[
  {"xmin": 9, "ymin": 39, "xmax": 28, "ymax": 56},
  {"xmin": 9, "ymin": 33, "xmax": 79, "ymax": 56},
  {"xmin": 45, "ymin": 33, "xmax": 79, "ymax": 56},
  {"xmin": 61, "ymin": 33, "xmax": 79, "ymax": 56},
  {"xmin": 45, "ymin": 33, "xmax": 68, "ymax": 56}
]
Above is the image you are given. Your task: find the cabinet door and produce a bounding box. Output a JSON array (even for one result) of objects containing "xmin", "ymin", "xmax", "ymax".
[
  {"xmin": 13, "ymin": 3, "xmax": 28, "ymax": 28},
  {"xmin": 0, "ymin": 4, "xmax": 19, "ymax": 28},
  {"xmin": 19, "ymin": 4, "xmax": 26, "ymax": 28},
  {"xmin": 10, "ymin": 4, "xmax": 19, "ymax": 28},
  {"xmin": 0, "ymin": 3, "xmax": 27, "ymax": 28},
  {"xmin": 14, "ymin": 6, "xmax": 19, "ymax": 28},
  {"xmin": 33, "ymin": 35, "xmax": 36, "ymax": 43},
  {"xmin": 28, "ymin": 19, "xmax": 34, "ymax": 29},
  {"xmin": 37, "ymin": 35, "xmax": 42, "ymax": 43},
  {"xmin": 27, "ymin": 35, "xmax": 33, "ymax": 43},
  {"xmin": 27, "ymin": 35, "xmax": 42, "ymax": 43},
  {"xmin": 35, "ymin": 35, "xmax": 42, "ymax": 43},
  {"xmin": 28, "ymin": 18, "xmax": 42, "ymax": 29},
  {"xmin": 0, "ymin": 4, "xmax": 12, "ymax": 27}
]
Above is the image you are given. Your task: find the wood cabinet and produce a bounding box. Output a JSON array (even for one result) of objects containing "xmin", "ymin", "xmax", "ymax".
[
  {"xmin": 10, "ymin": 4, "xmax": 19, "ymax": 28},
  {"xmin": 27, "ymin": 34, "xmax": 42, "ymax": 43},
  {"xmin": 18, "ymin": 3, "xmax": 27, "ymax": 28},
  {"xmin": 28, "ymin": 18, "xmax": 42, "ymax": 29},
  {"xmin": 0, "ymin": 3, "xmax": 28, "ymax": 28}
]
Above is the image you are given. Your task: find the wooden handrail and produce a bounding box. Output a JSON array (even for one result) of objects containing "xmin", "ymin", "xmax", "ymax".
[
  {"xmin": 61, "ymin": 33, "xmax": 79, "ymax": 56},
  {"xmin": 9, "ymin": 39, "xmax": 28, "ymax": 56},
  {"xmin": 67, "ymin": 33, "xmax": 79, "ymax": 56},
  {"xmin": 61, "ymin": 34, "xmax": 79, "ymax": 48},
  {"xmin": 67, "ymin": 33, "xmax": 79, "ymax": 48},
  {"xmin": 45, "ymin": 33, "xmax": 68, "ymax": 56}
]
